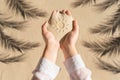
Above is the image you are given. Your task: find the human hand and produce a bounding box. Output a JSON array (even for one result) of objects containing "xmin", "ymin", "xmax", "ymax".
[
  {"xmin": 42, "ymin": 21, "xmax": 59, "ymax": 63},
  {"xmin": 42, "ymin": 21, "xmax": 60, "ymax": 48},
  {"xmin": 60, "ymin": 10, "xmax": 79, "ymax": 59}
]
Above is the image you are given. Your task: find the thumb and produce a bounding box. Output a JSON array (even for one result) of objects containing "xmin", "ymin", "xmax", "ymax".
[
  {"xmin": 42, "ymin": 21, "xmax": 49, "ymax": 34},
  {"xmin": 48, "ymin": 10, "xmax": 57, "ymax": 24},
  {"xmin": 72, "ymin": 20, "xmax": 79, "ymax": 33}
]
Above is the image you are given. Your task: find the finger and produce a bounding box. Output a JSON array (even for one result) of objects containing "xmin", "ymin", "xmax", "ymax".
[
  {"xmin": 65, "ymin": 10, "xmax": 71, "ymax": 16},
  {"xmin": 48, "ymin": 10, "xmax": 57, "ymax": 24},
  {"xmin": 62, "ymin": 10, "xmax": 66, "ymax": 13},
  {"xmin": 60, "ymin": 33, "xmax": 68, "ymax": 47},
  {"xmin": 49, "ymin": 10, "xmax": 56, "ymax": 20},
  {"xmin": 42, "ymin": 21, "xmax": 48, "ymax": 33},
  {"xmin": 59, "ymin": 10, "xmax": 63, "ymax": 14},
  {"xmin": 72, "ymin": 20, "xmax": 79, "ymax": 32}
]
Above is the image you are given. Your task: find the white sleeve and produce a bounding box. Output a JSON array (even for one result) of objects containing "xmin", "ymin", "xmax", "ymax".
[
  {"xmin": 34, "ymin": 58, "xmax": 60, "ymax": 80},
  {"xmin": 64, "ymin": 54, "xmax": 92, "ymax": 80}
]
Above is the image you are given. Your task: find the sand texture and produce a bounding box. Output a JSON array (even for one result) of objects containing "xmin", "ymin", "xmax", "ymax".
[
  {"xmin": 48, "ymin": 11, "xmax": 73, "ymax": 41},
  {"xmin": 0, "ymin": 0, "xmax": 119, "ymax": 80}
]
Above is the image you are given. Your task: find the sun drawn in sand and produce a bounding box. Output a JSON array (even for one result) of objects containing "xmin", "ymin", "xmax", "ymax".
[
  {"xmin": 49, "ymin": 13, "xmax": 73, "ymax": 33},
  {"xmin": 51, "ymin": 18, "xmax": 70, "ymax": 33}
]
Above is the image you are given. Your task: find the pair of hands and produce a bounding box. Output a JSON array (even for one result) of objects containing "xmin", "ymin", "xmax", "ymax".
[{"xmin": 42, "ymin": 10, "xmax": 79, "ymax": 63}]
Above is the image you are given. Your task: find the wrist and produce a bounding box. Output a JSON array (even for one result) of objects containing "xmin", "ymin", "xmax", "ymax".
[
  {"xmin": 43, "ymin": 49, "xmax": 58, "ymax": 63},
  {"xmin": 62, "ymin": 46, "xmax": 78, "ymax": 59},
  {"xmin": 47, "ymin": 41, "xmax": 60, "ymax": 49},
  {"xmin": 43, "ymin": 44, "xmax": 59, "ymax": 63},
  {"xmin": 62, "ymin": 45, "xmax": 76, "ymax": 52}
]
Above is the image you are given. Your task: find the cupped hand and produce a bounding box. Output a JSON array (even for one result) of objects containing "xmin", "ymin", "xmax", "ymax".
[
  {"xmin": 41, "ymin": 20, "xmax": 60, "ymax": 63},
  {"xmin": 60, "ymin": 10, "xmax": 79, "ymax": 59},
  {"xmin": 42, "ymin": 21, "xmax": 60, "ymax": 48},
  {"xmin": 60, "ymin": 20, "xmax": 79, "ymax": 49}
]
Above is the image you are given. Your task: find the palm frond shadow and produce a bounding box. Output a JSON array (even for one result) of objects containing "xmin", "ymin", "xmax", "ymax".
[
  {"xmin": 0, "ymin": 19, "xmax": 26, "ymax": 30},
  {"xmin": 97, "ymin": 59, "xmax": 120, "ymax": 74},
  {"xmin": 71, "ymin": 0, "xmax": 96, "ymax": 8},
  {"xmin": 94, "ymin": 0, "xmax": 119, "ymax": 12},
  {"xmin": 90, "ymin": 8, "xmax": 120, "ymax": 35},
  {"xmin": 0, "ymin": 54, "xmax": 25, "ymax": 64},
  {"xmin": 83, "ymin": 37, "xmax": 120, "ymax": 57},
  {"xmin": 0, "ymin": 28, "xmax": 39, "ymax": 53},
  {"xmin": 5, "ymin": 0, "xmax": 47, "ymax": 19},
  {"xmin": 0, "ymin": 13, "xmax": 27, "ymax": 30}
]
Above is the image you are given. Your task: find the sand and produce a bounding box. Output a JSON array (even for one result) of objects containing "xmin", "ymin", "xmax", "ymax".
[
  {"xmin": 0, "ymin": 0, "xmax": 119, "ymax": 80},
  {"xmin": 48, "ymin": 11, "xmax": 73, "ymax": 41}
]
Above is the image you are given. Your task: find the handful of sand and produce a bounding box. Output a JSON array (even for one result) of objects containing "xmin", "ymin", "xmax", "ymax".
[{"xmin": 48, "ymin": 11, "xmax": 73, "ymax": 41}]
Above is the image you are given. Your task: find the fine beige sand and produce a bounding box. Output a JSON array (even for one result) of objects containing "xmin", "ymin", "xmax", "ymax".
[
  {"xmin": 0, "ymin": 0, "xmax": 119, "ymax": 80},
  {"xmin": 48, "ymin": 10, "xmax": 73, "ymax": 41}
]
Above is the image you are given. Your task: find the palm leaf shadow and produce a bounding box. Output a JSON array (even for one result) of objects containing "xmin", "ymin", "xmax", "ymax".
[
  {"xmin": 83, "ymin": 37, "xmax": 120, "ymax": 57},
  {"xmin": 0, "ymin": 28, "xmax": 40, "ymax": 53},
  {"xmin": 90, "ymin": 8, "xmax": 120, "ymax": 35},
  {"xmin": 5, "ymin": 0, "xmax": 47, "ymax": 19},
  {"xmin": 0, "ymin": 19, "xmax": 26, "ymax": 30},
  {"xmin": 97, "ymin": 59, "xmax": 120, "ymax": 74},
  {"xmin": 0, "ymin": 13, "xmax": 26, "ymax": 30},
  {"xmin": 0, "ymin": 13, "xmax": 40, "ymax": 53},
  {"xmin": 71, "ymin": 0, "xmax": 96, "ymax": 8},
  {"xmin": 94, "ymin": 0, "xmax": 119, "ymax": 11},
  {"xmin": 0, "ymin": 54, "xmax": 25, "ymax": 64}
]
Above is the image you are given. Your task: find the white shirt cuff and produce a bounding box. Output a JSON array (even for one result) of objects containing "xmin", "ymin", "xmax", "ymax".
[
  {"xmin": 35, "ymin": 58, "xmax": 60, "ymax": 80},
  {"xmin": 64, "ymin": 54, "xmax": 85, "ymax": 73}
]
